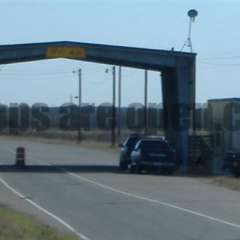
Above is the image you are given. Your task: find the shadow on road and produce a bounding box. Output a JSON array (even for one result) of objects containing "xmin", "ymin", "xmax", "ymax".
[
  {"xmin": 0, "ymin": 165, "xmax": 212, "ymax": 177},
  {"xmin": 0, "ymin": 164, "xmax": 118, "ymax": 174}
]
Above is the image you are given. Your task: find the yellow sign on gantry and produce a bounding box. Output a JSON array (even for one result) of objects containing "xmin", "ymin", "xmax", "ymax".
[{"xmin": 46, "ymin": 46, "xmax": 86, "ymax": 59}]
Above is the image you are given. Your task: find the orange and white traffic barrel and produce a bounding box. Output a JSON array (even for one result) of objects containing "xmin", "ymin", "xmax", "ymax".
[{"xmin": 15, "ymin": 147, "xmax": 25, "ymax": 167}]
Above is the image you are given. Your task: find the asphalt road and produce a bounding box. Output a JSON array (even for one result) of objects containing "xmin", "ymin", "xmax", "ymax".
[{"xmin": 0, "ymin": 137, "xmax": 240, "ymax": 240}]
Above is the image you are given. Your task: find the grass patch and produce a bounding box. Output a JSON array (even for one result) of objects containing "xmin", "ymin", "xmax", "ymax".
[
  {"xmin": 0, "ymin": 134, "xmax": 118, "ymax": 153},
  {"xmin": 0, "ymin": 205, "xmax": 79, "ymax": 240},
  {"xmin": 207, "ymin": 176, "xmax": 240, "ymax": 191}
]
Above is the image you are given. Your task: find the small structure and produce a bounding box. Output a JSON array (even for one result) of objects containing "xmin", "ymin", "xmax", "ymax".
[{"xmin": 208, "ymin": 98, "xmax": 240, "ymax": 173}]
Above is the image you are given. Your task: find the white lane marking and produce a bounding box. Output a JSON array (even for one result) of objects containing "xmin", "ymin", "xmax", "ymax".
[
  {"xmin": 65, "ymin": 171, "xmax": 240, "ymax": 230},
  {"xmin": 0, "ymin": 177, "xmax": 91, "ymax": 240},
  {"xmin": 1, "ymin": 147, "xmax": 15, "ymax": 154}
]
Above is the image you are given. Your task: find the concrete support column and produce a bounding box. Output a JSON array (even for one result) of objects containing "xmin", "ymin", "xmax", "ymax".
[
  {"xmin": 161, "ymin": 69, "xmax": 178, "ymax": 146},
  {"xmin": 162, "ymin": 58, "xmax": 195, "ymax": 173}
]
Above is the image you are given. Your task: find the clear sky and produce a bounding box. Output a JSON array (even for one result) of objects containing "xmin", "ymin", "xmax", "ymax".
[{"xmin": 0, "ymin": 0, "xmax": 240, "ymax": 106}]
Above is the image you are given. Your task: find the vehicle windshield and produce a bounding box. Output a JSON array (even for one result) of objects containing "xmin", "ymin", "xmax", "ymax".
[{"xmin": 124, "ymin": 137, "xmax": 142, "ymax": 148}]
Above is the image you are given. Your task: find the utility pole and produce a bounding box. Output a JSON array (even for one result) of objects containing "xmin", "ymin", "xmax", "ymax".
[
  {"xmin": 105, "ymin": 66, "xmax": 116, "ymax": 146},
  {"xmin": 73, "ymin": 68, "xmax": 82, "ymax": 142},
  {"xmin": 117, "ymin": 66, "xmax": 122, "ymax": 139},
  {"xmin": 144, "ymin": 70, "xmax": 148, "ymax": 135},
  {"xmin": 112, "ymin": 66, "xmax": 116, "ymax": 146},
  {"xmin": 77, "ymin": 68, "xmax": 82, "ymax": 107},
  {"xmin": 70, "ymin": 94, "xmax": 73, "ymax": 103},
  {"xmin": 77, "ymin": 68, "xmax": 82, "ymax": 142}
]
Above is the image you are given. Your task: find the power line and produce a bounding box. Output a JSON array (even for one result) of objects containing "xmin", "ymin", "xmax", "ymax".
[
  {"xmin": 200, "ymin": 55, "xmax": 240, "ymax": 60},
  {"xmin": 199, "ymin": 52, "xmax": 240, "ymax": 60},
  {"xmin": 199, "ymin": 60, "xmax": 240, "ymax": 67},
  {"xmin": 0, "ymin": 71, "xmax": 73, "ymax": 77}
]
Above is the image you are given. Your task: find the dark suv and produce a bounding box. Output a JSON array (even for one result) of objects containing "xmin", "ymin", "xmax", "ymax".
[
  {"xmin": 130, "ymin": 137, "xmax": 176, "ymax": 174},
  {"xmin": 119, "ymin": 134, "xmax": 142, "ymax": 170}
]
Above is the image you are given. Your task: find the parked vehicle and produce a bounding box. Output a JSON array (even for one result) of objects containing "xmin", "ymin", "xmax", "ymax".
[
  {"xmin": 130, "ymin": 137, "xmax": 176, "ymax": 174},
  {"xmin": 118, "ymin": 134, "xmax": 143, "ymax": 170},
  {"xmin": 223, "ymin": 151, "xmax": 240, "ymax": 177}
]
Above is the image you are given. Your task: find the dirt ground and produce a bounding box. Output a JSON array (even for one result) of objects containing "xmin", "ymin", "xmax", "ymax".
[
  {"xmin": 204, "ymin": 176, "xmax": 240, "ymax": 191},
  {"xmin": 0, "ymin": 134, "xmax": 119, "ymax": 153}
]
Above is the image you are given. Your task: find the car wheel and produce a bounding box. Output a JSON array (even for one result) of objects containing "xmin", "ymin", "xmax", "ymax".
[
  {"xmin": 167, "ymin": 169, "xmax": 174, "ymax": 175},
  {"xmin": 119, "ymin": 161, "xmax": 128, "ymax": 171},
  {"xmin": 232, "ymin": 170, "xmax": 240, "ymax": 178},
  {"xmin": 136, "ymin": 164, "xmax": 142, "ymax": 174},
  {"xmin": 129, "ymin": 165, "xmax": 135, "ymax": 173}
]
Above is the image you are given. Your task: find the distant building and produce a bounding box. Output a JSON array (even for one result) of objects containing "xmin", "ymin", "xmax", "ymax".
[{"xmin": 208, "ymin": 98, "xmax": 240, "ymax": 173}]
